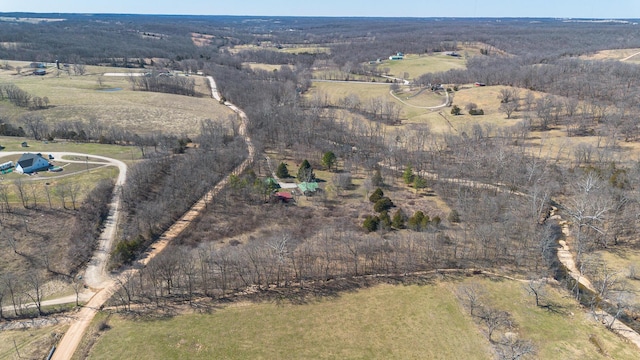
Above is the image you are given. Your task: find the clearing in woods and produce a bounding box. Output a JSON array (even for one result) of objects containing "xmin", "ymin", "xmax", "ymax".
[
  {"xmin": 0, "ymin": 62, "xmax": 235, "ymax": 137},
  {"xmin": 83, "ymin": 279, "xmax": 640, "ymax": 359}
]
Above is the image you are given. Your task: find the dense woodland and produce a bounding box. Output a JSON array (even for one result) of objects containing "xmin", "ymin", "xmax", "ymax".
[{"xmin": 1, "ymin": 15, "xmax": 640, "ymax": 337}]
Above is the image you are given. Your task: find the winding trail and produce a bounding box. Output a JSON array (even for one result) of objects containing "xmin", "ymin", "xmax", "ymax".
[
  {"xmin": 389, "ymin": 88, "xmax": 450, "ymax": 110},
  {"xmin": 50, "ymin": 75, "xmax": 254, "ymax": 360}
]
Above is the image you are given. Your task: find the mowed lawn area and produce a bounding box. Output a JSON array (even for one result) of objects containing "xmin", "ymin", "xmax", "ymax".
[
  {"xmin": 85, "ymin": 279, "xmax": 639, "ymax": 359},
  {"xmin": 382, "ymin": 53, "xmax": 466, "ymax": 80}
]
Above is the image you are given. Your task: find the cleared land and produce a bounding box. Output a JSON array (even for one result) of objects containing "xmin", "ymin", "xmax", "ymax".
[
  {"xmin": 580, "ymin": 48, "xmax": 640, "ymax": 63},
  {"xmin": 381, "ymin": 53, "xmax": 466, "ymax": 80},
  {"xmin": 0, "ymin": 323, "xmax": 68, "ymax": 360},
  {"xmin": 84, "ymin": 278, "xmax": 639, "ymax": 359},
  {"xmin": 86, "ymin": 283, "xmax": 492, "ymax": 360},
  {"xmin": 0, "ymin": 65, "xmax": 235, "ymax": 137}
]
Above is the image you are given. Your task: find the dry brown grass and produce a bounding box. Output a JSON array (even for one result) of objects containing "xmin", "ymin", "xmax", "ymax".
[
  {"xmin": 0, "ymin": 64, "xmax": 235, "ymax": 137},
  {"xmin": 580, "ymin": 48, "xmax": 640, "ymax": 62}
]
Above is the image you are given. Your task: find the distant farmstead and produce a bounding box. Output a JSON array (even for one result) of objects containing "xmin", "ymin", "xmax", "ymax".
[
  {"xmin": 389, "ymin": 52, "xmax": 404, "ymax": 60},
  {"xmin": 15, "ymin": 153, "xmax": 50, "ymax": 174}
]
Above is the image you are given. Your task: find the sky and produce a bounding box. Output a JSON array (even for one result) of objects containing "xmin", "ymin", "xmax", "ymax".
[{"xmin": 1, "ymin": 0, "xmax": 640, "ymax": 19}]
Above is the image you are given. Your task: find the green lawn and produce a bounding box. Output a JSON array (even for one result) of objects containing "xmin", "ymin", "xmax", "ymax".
[
  {"xmin": 381, "ymin": 53, "xmax": 466, "ymax": 80},
  {"xmin": 472, "ymin": 277, "xmax": 639, "ymax": 359},
  {"xmin": 85, "ymin": 277, "xmax": 640, "ymax": 359},
  {"xmin": 87, "ymin": 284, "xmax": 492, "ymax": 360}
]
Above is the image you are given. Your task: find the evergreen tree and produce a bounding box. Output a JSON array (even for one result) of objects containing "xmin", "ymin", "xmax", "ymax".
[
  {"xmin": 373, "ymin": 197, "xmax": 394, "ymax": 213},
  {"xmin": 403, "ymin": 164, "xmax": 414, "ymax": 185},
  {"xmin": 363, "ymin": 215, "xmax": 380, "ymax": 232},
  {"xmin": 297, "ymin": 159, "xmax": 315, "ymax": 182},
  {"xmin": 392, "ymin": 208, "xmax": 407, "ymax": 229},
  {"xmin": 369, "ymin": 187, "xmax": 384, "ymax": 203},
  {"xmin": 321, "ymin": 151, "xmax": 337, "ymax": 171},
  {"xmin": 276, "ymin": 162, "xmax": 290, "ymax": 178},
  {"xmin": 379, "ymin": 210, "xmax": 392, "ymax": 230},
  {"xmin": 408, "ymin": 210, "xmax": 427, "ymax": 231},
  {"xmin": 413, "ymin": 175, "xmax": 428, "ymax": 191},
  {"xmin": 371, "ymin": 168, "xmax": 384, "ymax": 187}
]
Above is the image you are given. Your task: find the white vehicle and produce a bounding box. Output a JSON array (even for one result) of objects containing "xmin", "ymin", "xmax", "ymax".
[{"xmin": 0, "ymin": 161, "xmax": 13, "ymax": 171}]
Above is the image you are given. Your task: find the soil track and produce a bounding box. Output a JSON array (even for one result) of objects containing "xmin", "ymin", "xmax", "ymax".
[{"xmin": 50, "ymin": 75, "xmax": 254, "ymax": 360}]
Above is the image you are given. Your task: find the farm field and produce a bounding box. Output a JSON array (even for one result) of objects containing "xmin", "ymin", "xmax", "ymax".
[
  {"xmin": 83, "ymin": 278, "xmax": 639, "ymax": 359},
  {"xmin": 0, "ymin": 63, "xmax": 235, "ymax": 137},
  {"xmin": 0, "ymin": 136, "xmax": 143, "ymax": 162},
  {"xmin": 381, "ymin": 53, "xmax": 466, "ymax": 80}
]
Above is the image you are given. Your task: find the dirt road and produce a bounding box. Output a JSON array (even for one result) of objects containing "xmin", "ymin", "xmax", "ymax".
[
  {"xmin": 51, "ymin": 75, "xmax": 254, "ymax": 359},
  {"xmin": 0, "ymin": 151, "xmax": 127, "ymax": 291}
]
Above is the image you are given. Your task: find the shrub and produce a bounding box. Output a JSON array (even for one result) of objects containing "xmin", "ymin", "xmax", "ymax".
[
  {"xmin": 363, "ymin": 215, "xmax": 380, "ymax": 232},
  {"xmin": 369, "ymin": 188, "xmax": 384, "ymax": 203},
  {"xmin": 373, "ymin": 197, "xmax": 394, "ymax": 213},
  {"xmin": 408, "ymin": 210, "xmax": 430, "ymax": 231},
  {"xmin": 469, "ymin": 108, "xmax": 484, "ymax": 115},
  {"xmin": 413, "ymin": 176, "xmax": 428, "ymax": 191},
  {"xmin": 451, "ymin": 105, "xmax": 461, "ymax": 115},
  {"xmin": 392, "ymin": 208, "xmax": 407, "ymax": 229}
]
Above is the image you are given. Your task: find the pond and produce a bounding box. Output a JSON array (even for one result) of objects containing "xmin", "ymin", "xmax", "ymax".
[{"xmin": 97, "ymin": 87, "xmax": 123, "ymax": 92}]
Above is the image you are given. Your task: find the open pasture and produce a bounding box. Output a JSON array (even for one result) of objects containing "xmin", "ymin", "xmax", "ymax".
[
  {"xmin": 84, "ymin": 278, "xmax": 640, "ymax": 359},
  {"xmin": 381, "ymin": 53, "xmax": 466, "ymax": 80},
  {"xmin": 0, "ymin": 64, "xmax": 235, "ymax": 137}
]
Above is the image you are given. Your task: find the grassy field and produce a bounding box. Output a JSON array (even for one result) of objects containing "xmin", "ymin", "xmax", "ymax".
[
  {"xmin": 593, "ymin": 248, "xmax": 640, "ymax": 302},
  {"xmin": 243, "ymin": 63, "xmax": 288, "ymax": 72},
  {"xmin": 83, "ymin": 278, "xmax": 639, "ymax": 359},
  {"xmin": 0, "ymin": 136, "xmax": 143, "ymax": 162},
  {"xmin": 473, "ymin": 278, "xmax": 639, "ymax": 359},
  {"xmin": 0, "ymin": 136, "xmax": 130, "ymax": 206},
  {"xmin": 87, "ymin": 283, "xmax": 492, "ymax": 360},
  {"xmin": 380, "ymin": 53, "xmax": 466, "ymax": 80},
  {"xmin": 231, "ymin": 44, "xmax": 331, "ymax": 55},
  {"xmin": 0, "ymin": 64, "xmax": 235, "ymax": 137},
  {"xmin": 580, "ymin": 48, "xmax": 640, "ymax": 63},
  {"xmin": 0, "ymin": 323, "xmax": 68, "ymax": 360}
]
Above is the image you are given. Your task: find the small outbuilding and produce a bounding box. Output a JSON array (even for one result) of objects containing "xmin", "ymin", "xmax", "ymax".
[
  {"xmin": 297, "ymin": 181, "xmax": 319, "ymax": 196},
  {"xmin": 0, "ymin": 161, "xmax": 13, "ymax": 171},
  {"xmin": 273, "ymin": 191, "xmax": 294, "ymax": 203},
  {"xmin": 15, "ymin": 153, "xmax": 50, "ymax": 174}
]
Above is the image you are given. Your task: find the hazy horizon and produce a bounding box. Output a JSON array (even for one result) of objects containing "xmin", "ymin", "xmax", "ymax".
[{"xmin": 1, "ymin": 0, "xmax": 639, "ymax": 19}]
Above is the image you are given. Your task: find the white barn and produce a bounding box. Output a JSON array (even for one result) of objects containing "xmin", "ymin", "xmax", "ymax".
[{"xmin": 15, "ymin": 153, "xmax": 50, "ymax": 174}]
